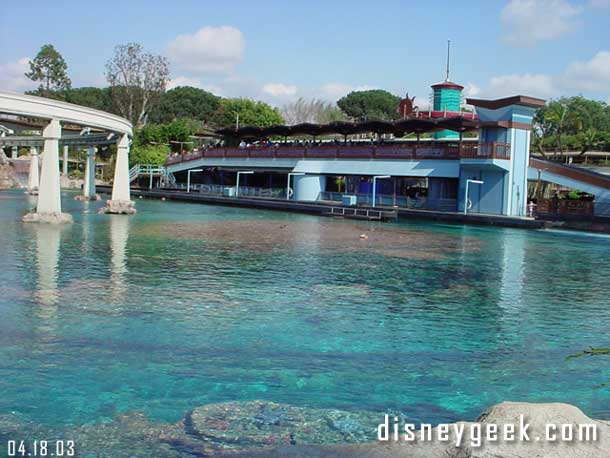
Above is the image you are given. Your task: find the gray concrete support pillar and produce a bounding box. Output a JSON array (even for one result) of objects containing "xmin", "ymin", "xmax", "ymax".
[
  {"xmin": 100, "ymin": 133, "xmax": 135, "ymax": 214},
  {"xmin": 62, "ymin": 145, "xmax": 69, "ymax": 175},
  {"xmin": 84, "ymin": 146, "xmax": 96, "ymax": 199},
  {"xmin": 27, "ymin": 146, "xmax": 40, "ymax": 194},
  {"xmin": 22, "ymin": 119, "xmax": 72, "ymax": 223}
]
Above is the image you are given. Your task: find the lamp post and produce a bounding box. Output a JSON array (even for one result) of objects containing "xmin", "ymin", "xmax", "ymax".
[
  {"xmin": 236, "ymin": 170, "xmax": 254, "ymax": 197},
  {"xmin": 286, "ymin": 172, "xmax": 305, "ymax": 200},
  {"xmin": 372, "ymin": 175, "xmax": 390, "ymax": 207},
  {"xmin": 536, "ymin": 168, "xmax": 549, "ymax": 199},
  {"xmin": 464, "ymin": 179, "xmax": 484, "ymax": 215},
  {"xmin": 187, "ymin": 169, "xmax": 203, "ymax": 193}
]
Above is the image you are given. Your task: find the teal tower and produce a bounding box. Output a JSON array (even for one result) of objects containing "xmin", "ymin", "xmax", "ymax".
[
  {"xmin": 431, "ymin": 40, "xmax": 464, "ymax": 140},
  {"xmin": 431, "ymin": 80, "xmax": 464, "ymax": 139}
]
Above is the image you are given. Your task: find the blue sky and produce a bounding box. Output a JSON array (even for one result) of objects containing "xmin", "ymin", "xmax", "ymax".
[{"xmin": 1, "ymin": 0, "xmax": 610, "ymax": 107}]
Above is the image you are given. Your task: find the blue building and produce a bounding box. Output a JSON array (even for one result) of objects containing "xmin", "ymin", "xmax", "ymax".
[{"xmin": 164, "ymin": 94, "xmax": 610, "ymax": 218}]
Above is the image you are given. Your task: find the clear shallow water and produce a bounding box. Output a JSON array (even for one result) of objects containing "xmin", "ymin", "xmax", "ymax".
[{"xmin": 1, "ymin": 189, "xmax": 610, "ymax": 430}]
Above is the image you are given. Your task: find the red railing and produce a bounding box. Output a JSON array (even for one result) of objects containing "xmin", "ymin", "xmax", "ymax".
[
  {"xmin": 166, "ymin": 142, "xmax": 511, "ymax": 165},
  {"xmin": 536, "ymin": 199, "xmax": 594, "ymax": 217},
  {"xmin": 460, "ymin": 142, "xmax": 511, "ymax": 159}
]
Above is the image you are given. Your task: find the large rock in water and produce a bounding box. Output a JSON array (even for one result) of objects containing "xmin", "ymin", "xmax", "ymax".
[
  {"xmin": 0, "ymin": 163, "xmax": 19, "ymax": 189},
  {"xmin": 465, "ymin": 402, "xmax": 610, "ymax": 458},
  {"xmin": 187, "ymin": 400, "xmax": 395, "ymax": 447},
  {"xmin": 215, "ymin": 401, "xmax": 610, "ymax": 458}
]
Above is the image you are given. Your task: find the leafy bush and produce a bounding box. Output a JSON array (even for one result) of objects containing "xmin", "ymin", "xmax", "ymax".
[{"xmin": 129, "ymin": 144, "xmax": 170, "ymax": 167}]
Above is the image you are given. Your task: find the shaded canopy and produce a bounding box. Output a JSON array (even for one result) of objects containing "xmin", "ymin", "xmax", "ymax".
[{"xmin": 216, "ymin": 116, "xmax": 478, "ymax": 140}]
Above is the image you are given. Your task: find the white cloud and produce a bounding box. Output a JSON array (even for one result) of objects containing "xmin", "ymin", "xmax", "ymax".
[
  {"xmin": 167, "ymin": 26, "xmax": 245, "ymax": 75},
  {"xmin": 262, "ymin": 82, "xmax": 297, "ymax": 97},
  {"xmin": 167, "ymin": 76, "xmax": 203, "ymax": 89},
  {"xmin": 413, "ymin": 95, "xmax": 431, "ymax": 110},
  {"xmin": 0, "ymin": 57, "xmax": 35, "ymax": 92},
  {"xmin": 473, "ymin": 50, "xmax": 610, "ymax": 99},
  {"xmin": 463, "ymin": 82, "xmax": 481, "ymax": 98},
  {"xmin": 487, "ymin": 73, "xmax": 555, "ymax": 98},
  {"xmin": 201, "ymin": 84, "xmax": 224, "ymax": 96},
  {"xmin": 500, "ymin": 0, "xmax": 581, "ymax": 46},
  {"xmin": 166, "ymin": 76, "xmax": 224, "ymax": 95},
  {"xmin": 561, "ymin": 51, "xmax": 610, "ymax": 91},
  {"xmin": 319, "ymin": 83, "xmax": 375, "ymax": 101}
]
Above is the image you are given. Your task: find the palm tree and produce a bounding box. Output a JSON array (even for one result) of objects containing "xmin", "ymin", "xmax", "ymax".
[{"xmin": 545, "ymin": 102, "xmax": 571, "ymax": 158}]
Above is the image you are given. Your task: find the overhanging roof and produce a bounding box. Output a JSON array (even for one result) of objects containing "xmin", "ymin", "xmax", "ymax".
[
  {"xmin": 217, "ymin": 116, "xmax": 479, "ymax": 139},
  {"xmin": 466, "ymin": 95, "xmax": 546, "ymax": 110}
]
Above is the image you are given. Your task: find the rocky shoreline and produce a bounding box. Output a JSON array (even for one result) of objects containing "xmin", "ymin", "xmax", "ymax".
[
  {"xmin": 0, "ymin": 162, "xmax": 20, "ymax": 189},
  {"xmin": 1, "ymin": 400, "xmax": 608, "ymax": 458}
]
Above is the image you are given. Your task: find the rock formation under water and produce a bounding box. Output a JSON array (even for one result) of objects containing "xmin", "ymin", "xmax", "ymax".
[{"xmin": 1, "ymin": 401, "xmax": 609, "ymax": 457}]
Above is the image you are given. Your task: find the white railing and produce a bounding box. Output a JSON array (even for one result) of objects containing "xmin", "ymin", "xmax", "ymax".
[
  {"xmin": 329, "ymin": 207, "xmax": 384, "ymax": 220},
  {"xmin": 129, "ymin": 164, "xmax": 167, "ymax": 182}
]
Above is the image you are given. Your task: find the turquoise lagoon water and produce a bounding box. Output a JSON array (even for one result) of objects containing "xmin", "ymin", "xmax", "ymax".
[{"xmin": 1, "ymin": 189, "xmax": 610, "ymax": 431}]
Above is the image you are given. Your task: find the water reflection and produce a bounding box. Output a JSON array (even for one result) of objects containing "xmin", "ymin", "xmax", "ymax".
[
  {"xmin": 109, "ymin": 215, "xmax": 130, "ymax": 299},
  {"xmin": 33, "ymin": 224, "xmax": 61, "ymax": 307},
  {"xmin": 499, "ymin": 230, "xmax": 526, "ymax": 310}
]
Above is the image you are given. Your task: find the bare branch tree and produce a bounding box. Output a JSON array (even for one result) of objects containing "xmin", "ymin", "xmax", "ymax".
[
  {"xmin": 281, "ymin": 97, "xmax": 345, "ymax": 125},
  {"xmin": 105, "ymin": 43, "xmax": 169, "ymax": 128}
]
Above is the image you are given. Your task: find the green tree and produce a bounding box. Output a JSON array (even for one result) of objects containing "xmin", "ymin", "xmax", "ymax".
[
  {"xmin": 134, "ymin": 124, "xmax": 167, "ymax": 146},
  {"xmin": 545, "ymin": 101, "xmax": 573, "ymax": 156},
  {"xmin": 25, "ymin": 44, "xmax": 72, "ymax": 95},
  {"xmin": 164, "ymin": 118, "xmax": 198, "ymax": 151},
  {"xmin": 133, "ymin": 119, "xmax": 198, "ymax": 154},
  {"xmin": 533, "ymin": 96, "xmax": 610, "ymax": 156},
  {"xmin": 61, "ymin": 87, "xmax": 113, "ymax": 111},
  {"xmin": 337, "ymin": 89, "xmax": 401, "ymax": 121},
  {"xmin": 129, "ymin": 144, "xmax": 170, "ymax": 167},
  {"xmin": 212, "ymin": 98, "xmax": 284, "ymax": 128},
  {"xmin": 149, "ymin": 86, "xmax": 220, "ymax": 124}
]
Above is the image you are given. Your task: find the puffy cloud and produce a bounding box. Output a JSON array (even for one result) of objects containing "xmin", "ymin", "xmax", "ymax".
[
  {"xmin": 478, "ymin": 50, "xmax": 610, "ymax": 99},
  {"xmin": 500, "ymin": 0, "xmax": 581, "ymax": 46},
  {"xmin": 463, "ymin": 82, "xmax": 481, "ymax": 98},
  {"xmin": 262, "ymin": 82, "xmax": 297, "ymax": 97},
  {"xmin": 319, "ymin": 83, "xmax": 375, "ymax": 101},
  {"xmin": 167, "ymin": 76, "xmax": 203, "ymax": 89},
  {"xmin": 588, "ymin": 0, "xmax": 610, "ymax": 7},
  {"xmin": 0, "ymin": 57, "xmax": 35, "ymax": 92},
  {"xmin": 487, "ymin": 73, "xmax": 555, "ymax": 98},
  {"xmin": 201, "ymin": 84, "xmax": 224, "ymax": 96},
  {"xmin": 166, "ymin": 76, "xmax": 223, "ymax": 96},
  {"xmin": 561, "ymin": 51, "xmax": 610, "ymax": 92},
  {"xmin": 473, "ymin": 50, "xmax": 610, "ymax": 99},
  {"xmin": 167, "ymin": 26, "xmax": 245, "ymax": 75}
]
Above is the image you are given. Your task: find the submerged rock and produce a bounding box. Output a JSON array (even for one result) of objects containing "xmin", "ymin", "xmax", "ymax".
[
  {"xmin": 98, "ymin": 199, "xmax": 136, "ymax": 215},
  {"xmin": 22, "ymin": 211, "xmax": 73, "ymax": 224},
  {"xmin": 215, "ymin": 401, "xmax": 610, "ymax": 458},
  {"xmin": 74, "ymin": 194, "xmax": 101, "ymax": 201},
  {"xmin": 139, "ymin": 219, "xmax": 481, "ymax": 260},
  {"xmin": 187, "ymin": 400, "xmax": 390, "ymax": 448},
  {"xmin": 2, "ymin": 401, "xmax": 608, "ymax": 457}
]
